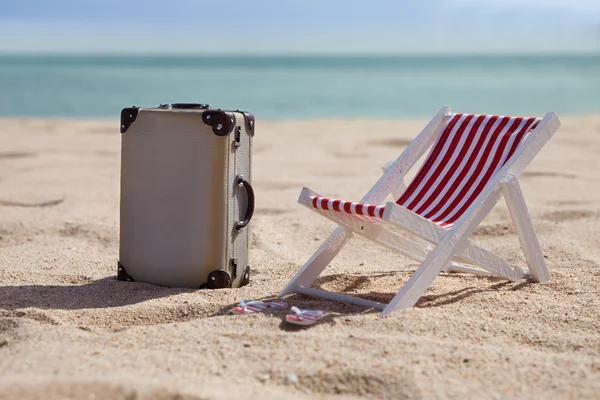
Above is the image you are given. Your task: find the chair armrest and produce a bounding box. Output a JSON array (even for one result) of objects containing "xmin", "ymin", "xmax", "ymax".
[{"xmin": 381, "ymin": 161, "xmax": 394, "ymax": 175}]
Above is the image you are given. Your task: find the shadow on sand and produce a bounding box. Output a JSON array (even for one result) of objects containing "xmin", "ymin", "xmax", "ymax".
[
  {"xmin": 0, "ymin": 276, "xmax": 196, "ymax": 311},
  {"xmin": 211, "ymin": 272, "xmax": 535, "ymax": 331}
]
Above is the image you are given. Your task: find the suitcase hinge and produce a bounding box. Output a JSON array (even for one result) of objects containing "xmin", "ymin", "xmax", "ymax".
[
  {"xmin": 231, "ymin": 258, "xmax": 238, "ymax": 280},
  {"xmin": 230, "ymin": 260, "xmax": 251, "ymax": 287},
  {"xmin": 234, "ymin": 126, "xmax": 241, "ymax": 148}
]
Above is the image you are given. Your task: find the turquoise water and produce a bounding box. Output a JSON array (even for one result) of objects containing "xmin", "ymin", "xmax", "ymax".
[{"xmin": 0, "ymin": 54, "xmax": 598, "ymax": 119}]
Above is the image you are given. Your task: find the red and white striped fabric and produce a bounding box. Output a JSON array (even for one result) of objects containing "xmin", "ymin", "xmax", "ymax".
[
  {"xmin": 398, "ymin": 113, "xmax": 539, "ymax": 228},
  {"xmin": 310, "ymin": 196, "xmax": 385, "ymax": 223},
  {"xmin": 310, "ymin": 113, "xmax": 540, "ymax": 229}
]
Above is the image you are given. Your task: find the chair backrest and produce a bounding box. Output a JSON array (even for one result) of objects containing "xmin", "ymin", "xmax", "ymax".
[{"xmin": 397, "ymin": 113, "xmax": 541, "ymax": 229}]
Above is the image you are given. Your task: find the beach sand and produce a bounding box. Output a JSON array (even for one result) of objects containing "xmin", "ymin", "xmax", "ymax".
[{"xmin": 0, "ymin": 115, "xmax": 598, "ymax": 399}]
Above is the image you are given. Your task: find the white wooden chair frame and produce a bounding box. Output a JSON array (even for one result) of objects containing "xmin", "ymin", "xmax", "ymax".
[{"xmin": 280, "ymin": 107, "xmax": 561, "ymax": 317}]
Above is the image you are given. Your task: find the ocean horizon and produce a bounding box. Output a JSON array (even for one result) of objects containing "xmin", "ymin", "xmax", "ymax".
[{"xmin": 0, "ymin": 53, "xmax": 598, "ymax": 119}]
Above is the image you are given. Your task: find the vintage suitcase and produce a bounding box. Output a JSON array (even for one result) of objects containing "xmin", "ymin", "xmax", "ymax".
[{"xmin": 117, "ymin": 103, "xmax": 254, "ymax": 289}]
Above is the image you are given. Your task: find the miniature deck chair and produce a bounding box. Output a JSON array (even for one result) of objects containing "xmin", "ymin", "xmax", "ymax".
[{"xmin": 280, "ymin": 107, "xmax": 561, "ymax": 317}]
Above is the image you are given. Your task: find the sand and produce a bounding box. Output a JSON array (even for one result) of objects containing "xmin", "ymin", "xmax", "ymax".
[{"xmin": 0, "ymin": 115, "xmax": 598, "ymax": 399}]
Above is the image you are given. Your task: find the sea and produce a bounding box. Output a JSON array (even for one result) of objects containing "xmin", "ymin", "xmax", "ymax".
[{"xmin": 0, "ymin": 54, "xmax": 598, "ymax": 119}]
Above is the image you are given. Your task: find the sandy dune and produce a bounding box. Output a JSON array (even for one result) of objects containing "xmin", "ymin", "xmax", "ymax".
[{"xmin": 0, "ymin": 115, "xmax": 598, "ymax": 399}]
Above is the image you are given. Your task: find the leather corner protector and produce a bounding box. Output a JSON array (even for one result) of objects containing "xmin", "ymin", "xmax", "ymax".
[
  {"xmin": 117, "ymin": 262, "xmax": 135, "ymax": 282},
  {"xmin": 235, "ymin": 110, "xmax": 255, "ymax": 136},
  {"xmin": 200, "ymin": 270, "xmax": 232, "ymax": 289},
  {"xmin": 120, "ymin": 107, "xmax": 140, "ymax": 133},
  {"xmin": 202, "ymin": 110, "xmax": 236, "ymax": 136}
]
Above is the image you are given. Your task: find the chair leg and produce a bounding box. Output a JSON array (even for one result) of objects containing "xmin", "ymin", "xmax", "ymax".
[
  {"xmin": 501, "ymin": 175, "xmax": 550, "ymax": 283},
  {"xmin": 381, "ymin": 187, "xmax": 503, "ymax": 316},
  {"xmin": 279, "ymin": 226, "xmax": 354, "ymax": 296}
]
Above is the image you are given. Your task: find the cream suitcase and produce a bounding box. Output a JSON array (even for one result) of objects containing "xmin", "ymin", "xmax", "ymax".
[{"xmin": 118, "ymin": 103, "xmax": 254, "ymax": 289}]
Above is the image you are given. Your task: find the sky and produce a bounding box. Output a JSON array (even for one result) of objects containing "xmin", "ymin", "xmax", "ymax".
[{"xmin": 0, "ymin": 0, "xmax": 598, "ymax": 54}]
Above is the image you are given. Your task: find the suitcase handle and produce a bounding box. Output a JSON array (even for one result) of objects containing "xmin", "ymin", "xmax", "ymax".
[
  {"xmin": 171, "ymin": 103, "xmax": 210, "ymax": 109},
  {"xmin": 236, "ymin": 175, "xmax": 255, "ymax": 230}
]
